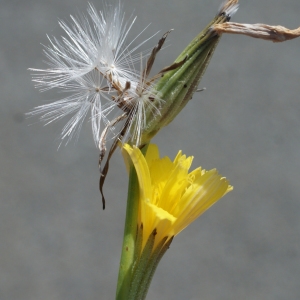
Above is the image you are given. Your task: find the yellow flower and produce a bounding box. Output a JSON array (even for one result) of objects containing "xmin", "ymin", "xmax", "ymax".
[{"xmin": 122, "ymin": 144, "xmax": 233, "ymax": 250}]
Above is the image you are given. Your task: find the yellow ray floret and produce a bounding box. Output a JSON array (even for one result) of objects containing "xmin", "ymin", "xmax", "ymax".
[{"xmin": 122, "ymin": 144, "xmax": 233, "ymax": 249}]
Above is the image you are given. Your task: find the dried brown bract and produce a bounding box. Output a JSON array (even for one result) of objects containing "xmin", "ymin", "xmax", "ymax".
[{"xmin": 213, "ymin": 22, "xmax": 300, "ymax": 42}]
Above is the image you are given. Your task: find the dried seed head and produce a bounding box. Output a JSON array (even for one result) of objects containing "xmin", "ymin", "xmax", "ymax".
[{"xmin": 28, "ymin": 2, "xmax": 158, "ymax": 146}]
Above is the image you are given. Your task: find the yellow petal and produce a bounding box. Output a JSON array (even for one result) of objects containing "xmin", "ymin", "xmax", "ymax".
[
  {"xmin": 122, "ymin": 144, "xmax": 152, "ymax": 201},
  {"xmin": 141, "ymin": 199, "xmax": 176, "ymax": 248},
  {"xmin": 145, "ymin": 144, "xmax": 160, "ymax": 164}
]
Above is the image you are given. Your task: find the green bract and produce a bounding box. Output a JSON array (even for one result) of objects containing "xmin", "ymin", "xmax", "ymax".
[{"xmin": 133, "ymin": 5, "xmax": 238, "ymax": 146}]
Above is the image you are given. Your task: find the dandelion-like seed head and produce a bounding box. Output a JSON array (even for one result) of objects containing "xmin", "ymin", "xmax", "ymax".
[{"xmin": 29, "ymin": 2, "xmax": 160, "ymax": 147}]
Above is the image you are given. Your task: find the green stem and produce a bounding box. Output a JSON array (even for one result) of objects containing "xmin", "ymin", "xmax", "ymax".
[
  {"xmin": 116, "ymin": 145, "xmax": 148, "ymax": 300},
  {"xmin": 116, "ymin": 163, "xmax": 139, "ymax": 300}
]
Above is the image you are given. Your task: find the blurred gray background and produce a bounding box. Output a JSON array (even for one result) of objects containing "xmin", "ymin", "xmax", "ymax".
[{"xmin": 1, "ymin": 0, "xmax": 300, "ymax": 299}]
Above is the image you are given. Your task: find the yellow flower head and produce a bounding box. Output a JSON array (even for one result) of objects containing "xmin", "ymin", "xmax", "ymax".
[{"xmin": 122, "ymin": 144, "xmax": 233, "ymax": 249}]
